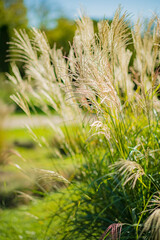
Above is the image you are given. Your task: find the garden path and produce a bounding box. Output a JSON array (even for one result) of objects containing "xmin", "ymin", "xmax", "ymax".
[{"xmin": 3, "ymin": 115, "xmax": 63, "ymax": 129}]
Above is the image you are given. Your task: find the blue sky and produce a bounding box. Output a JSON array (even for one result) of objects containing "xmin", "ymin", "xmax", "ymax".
[{"xmin": 24, "ymin": 0, "xmax": 160, "ymax": 27}]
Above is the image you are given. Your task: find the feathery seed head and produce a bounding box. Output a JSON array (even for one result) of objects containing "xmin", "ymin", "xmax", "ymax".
[{"xmin": 110, "ymin": 160, "xmax": 145, "ymax": 188}]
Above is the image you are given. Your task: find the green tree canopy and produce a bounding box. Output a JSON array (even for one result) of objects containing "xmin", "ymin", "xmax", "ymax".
[
  {"xmin": 0, "ymin": 0, "xmax": 28, "ymax": 72},
  {"xmin": 45, "ymin": 17, "xmax": 76, "ymax": 54},
  {"xmin": 0, "ymin": 0, "xmax": 28, "ymax": 30}
]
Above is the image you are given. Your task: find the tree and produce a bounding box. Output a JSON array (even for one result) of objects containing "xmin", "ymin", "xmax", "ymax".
[
  {"xmin": 45, "ymin": 17, "xmax": 76, "ymax": 54},
  {"xmin": 0, "ymin": 0, "xmax": 28, "ymax": 29},
  {"xmin": 26, "ymin": 0, "xmax": 62, "ymax": 29},
  {"xmin": 0, "ymin": 0, "xmax": 28, "ymax": 72}
]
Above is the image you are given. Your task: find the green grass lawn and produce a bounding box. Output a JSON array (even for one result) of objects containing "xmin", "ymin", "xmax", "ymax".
[
  {"xmin": 0, "ymin": 191, "xmax": 65, "ymax": 240},
  {"xmin": 0, "ymin": 127, "xmax": 78, "ymax": 207},
  {"xmin": 0, "ymin": 123, "xmax": 106, "ymax": 240},
  {"xmin": 0, "ymin": 126, "xmax": 83, "ymax": 240}
]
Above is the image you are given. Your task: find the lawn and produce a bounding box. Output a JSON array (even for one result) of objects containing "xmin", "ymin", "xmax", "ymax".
[
  {"xmin": 0, "ymin": 191, "xmax": 65, "ymax": 240},
  {"xmin": 0, "ymin": 127, "xmax": 77, "ymax": 207}
]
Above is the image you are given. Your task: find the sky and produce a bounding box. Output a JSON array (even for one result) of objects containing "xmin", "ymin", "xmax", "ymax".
[{"xmin": 24, "ymin": 0, "xmax": 160, "ymax": 27}]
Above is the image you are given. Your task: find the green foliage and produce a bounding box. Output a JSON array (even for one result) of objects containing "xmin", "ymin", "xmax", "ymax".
[
  {"xmin": 53, "ymin": 114, "xmax": 160, "ymax": 239},
  {"xmin": 0, "ymin": 0, "xmax": 28, "ymax": 72},
  {"xmin": 0, "ymin": 0, "xmax": 28, "ymax": 106},
  {"xmin": 45, "ymin": 17, "xmax": 76, "ymax": 54},
  {"xmin": 0, "ymin": 0, "xmax": 28, "ymax": 29}
]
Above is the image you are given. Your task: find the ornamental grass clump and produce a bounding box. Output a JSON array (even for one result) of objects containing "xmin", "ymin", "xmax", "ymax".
[{"xmin": 8, "ymin": 8, "xmax": 160, "ymax": 240}]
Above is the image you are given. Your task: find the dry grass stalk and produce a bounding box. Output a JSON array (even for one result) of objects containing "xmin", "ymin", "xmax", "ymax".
[
  {"xmin": 139, "ymin": 193, "xmax": 160, "ymax": 240},
  {"xmin": 143, "ymin": 209, "xmax": 160, "ymax": 240},
  {"xmin": 32, "ymin": 168, "xmax": 70, "ymax": 184},
  {"xmin": 110, "ymin": 160, "xmax": 145, "ymax": 189}
]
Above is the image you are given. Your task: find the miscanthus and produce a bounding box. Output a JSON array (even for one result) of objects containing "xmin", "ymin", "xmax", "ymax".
[{"xmin": 7, "ymin": 8, "xmax": 160, "ymax": 240}]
